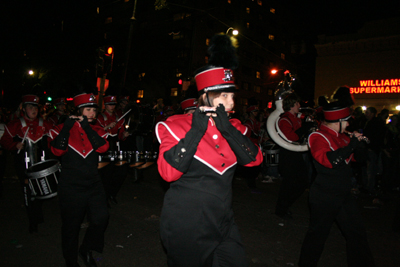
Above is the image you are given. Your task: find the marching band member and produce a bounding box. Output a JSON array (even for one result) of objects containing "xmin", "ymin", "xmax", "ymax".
[
  {"xmin": 274, "ymin": 92, "xmax": 310, "ymax": 220},
  {"xmin": 298, "ymin": 99, "xmax": 375, "ymax": 267},
  {"xmin": 116, "ymin": 95, "xmax": 130, "ymax": 117},
  {"xmin": 0, "ymin": 95, "xmax": 53, "ymax": 233},
  {"xmin": 49, "ymin": 93, "xmax": 109, "ymax": 267},
  {"xmin": 96, "ymin": 95, "xmax": 129, "ymax": 204},
  {"xmin": 180, "ymin": 98, "xmax": 197, "ymax": 115},
  {"xmin": 47, "ymin": 97, "xmax": 68, "ymax": 126},
  {"xmin": 156, "ymin": 33, "xmax": 263, "ymax": 266},
  {"xmin": 243, "ymin": 102, "xmax": 262, "ymax": 192}
]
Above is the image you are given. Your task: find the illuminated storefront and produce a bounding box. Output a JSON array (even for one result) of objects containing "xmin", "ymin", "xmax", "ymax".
[{"xmin": 314, "ymin": 17, "xmax": 400, "ymax": 114}]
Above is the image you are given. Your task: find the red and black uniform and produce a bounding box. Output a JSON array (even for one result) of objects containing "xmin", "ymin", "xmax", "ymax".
[
  {"xmin": 275, "ymin": 111, "xmax": 309, "ymax": 218},
  {"xmin": 299, "ymin": 124, "xmax": 375, "ymax": 267},
  {"xmin": 242, "ymin": 116, "xmax": 262, "ymax": 189},
  {"xmin": 96, "ymin": 111, "xmax": 127, "ymax": 201},
  {"xmin": 49, "ymin": 117, "xmax": 109, "ymax": 266},
  {"xmin": 156, "ymin": 107, "xmax": 263, "ymax": 266},
  {"xmin": 243, "ymin": 116, "xmax": 261, "ymax": 146},
  {"xmin": 0, "ymin": 116, "xmax": 53, "ymax": 229}
]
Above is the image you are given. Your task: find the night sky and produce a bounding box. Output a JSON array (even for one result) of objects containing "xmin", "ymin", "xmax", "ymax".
[{"xmin": 1, "ymin": 0, "xmax": 399, "ymax": 107}]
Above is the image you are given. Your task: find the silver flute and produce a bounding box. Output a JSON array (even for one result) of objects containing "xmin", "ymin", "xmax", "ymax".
[{"xmin": 345, "ymin": 131, "xmax": 370, "ymax": 144}]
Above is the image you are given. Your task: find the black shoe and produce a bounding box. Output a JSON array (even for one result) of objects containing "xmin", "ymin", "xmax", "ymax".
[
  {"xmin": 29, "ymin": 223, "xmax": 38, "ymax": 234},
  {"xmin": 109, "ymin": 195, "xmax": 118, "ymax": 205},
  {"xmin": 79, "ymin": 248, "xmax": 97, "ymax": 267}
]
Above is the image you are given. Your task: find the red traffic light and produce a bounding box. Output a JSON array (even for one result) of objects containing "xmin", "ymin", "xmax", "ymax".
[
  {"xmin": 178, "ymin": 79, "xmax": 182, "ymax": 85},
  {"xmin": 106, "ymin": 47, "xmax": 113, "ymax": 55}
]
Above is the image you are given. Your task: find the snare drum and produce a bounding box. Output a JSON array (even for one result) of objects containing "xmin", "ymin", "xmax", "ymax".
[
  {"xmin": 98, "ymin": 152, "xmax": 111, "ymax": 169},
  {"xmin": 26, "ymin": 159, "xmax": 60, "ymax": 199},
  {"xmin": 136, "ymin": 151, "xmax": 158, "ymax": 169},
  {"xmin": 115, "ymin": 151, "xmax": 128, "ymax": 166},
  {"xmin": 262, "ymin": 144, "xmax": 279, "ymax": 167},
  {"xmin": 129, "ymin": 151, "xmax": 145, "ymax": 168}
]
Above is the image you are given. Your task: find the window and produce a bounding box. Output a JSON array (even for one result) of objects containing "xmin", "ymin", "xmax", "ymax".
[
  {"xmin": 257, "ymin": 0, "xmax": 262, "ymax": 6},
  {"xmin": 105, "ymin": 17, "xmax": 112, "ymax": 24},
  {"xmin": 270, "ymin": 8, "xmax": 275, "ymax": 14},
  {"xmin": 254, "ymin": 85, "xmax": 261, "ymax": 93},
  {"xmin": 176, "ymin": 72, "xmax": 182, "ymax": 77},
  {"xmin": 268, "ymin": 34, "xmax": 275, "ymax": 41},
  {"xmin": 281, "ymin": 53, "xmax": 285, "ymax": 60},
  {"xmin": 138, "ymin": 73, "xmax": 146, "ymax": 81},
  {"xmin": 172, "ymin": 33, "xmax": 184, "ymax": 40},
  {"xmin": 256, "ymin": 71, "xmax": 261, "ymax": 79},
  {"xmin": 205, "ymin": 38, "xmax": 210, "ymax": 46},
  {"xmin": 246, "ymin": 7, "xmax": 250, "ymax": 14},
  {"xmin": 171, "ymin": 88, "xmax": 178, "ymax": 96},
  {"xmin": 137, "ymin": 90, "xmax": 144, "ymax": 98},
  {"xmin": 177, "ymin": 51, "xmax": 187, "ymax": 58},
  {"xmin": 246, "ymin": 22, "xmax": 250, "ymax": 29}
]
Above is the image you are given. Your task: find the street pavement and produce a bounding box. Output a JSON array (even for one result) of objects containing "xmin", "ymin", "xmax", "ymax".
[{"xmin": 1, "ymin": 162, "xmax": 399, "ymax": 267}]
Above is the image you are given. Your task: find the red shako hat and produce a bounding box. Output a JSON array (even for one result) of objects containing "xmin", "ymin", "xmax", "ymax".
[
  {"xmin": 181, "ymin": 98, "xmax": 197, "ymax": 111},
  {"xmin": 22, "ymin": 95, "xmax": 40, "ymax": 106},
  {"xmin": 323, "ymin": 106, "xmax": 351, "ymax": 122},
  {"xmin": 195, "ymin": 67, "xmax": 236, "ymax": 94},
  {"xmin": 103, "ymin": 95, "xmax": 117, "ymax": 105},
  {"xmin": 73, "ymin": 93, "xmax": 98, "ymax": 108},
  {"xmin": 119, "ymin": 96, "xmax": 130, "ymax": 103},
  {"xmin": 247, "ymin": 105, "xmax": 259, "ymax": 113},
  {"xmin": 54, "ymin": 98, "xmax": 67, "ymax": 106}
]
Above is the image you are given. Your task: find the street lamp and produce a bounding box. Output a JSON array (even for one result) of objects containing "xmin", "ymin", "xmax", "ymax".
[
  {"xmin": 226, "ymin": 27, "xmax": 238, "ymax": 36},
  {"xmin": 28, "ymin": 70, "xmax": 34, "ymax": 75},
  {"xmin": 271, "ymin": 69, "xmax": 279, "ymax": 75}
]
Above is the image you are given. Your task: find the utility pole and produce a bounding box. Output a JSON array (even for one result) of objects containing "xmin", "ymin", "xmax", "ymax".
[{"xmin": 121, "ymin": 0, "xmax": 138, "ymax": 95}]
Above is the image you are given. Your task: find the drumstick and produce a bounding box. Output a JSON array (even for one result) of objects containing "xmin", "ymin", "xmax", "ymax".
[
  {"xmin": 117, "ymin": 109, "xmax": 132, "ymax": 122},
  {"xmin": 17, "ymin": 127, "xmax": 29, "ymax": 154}
]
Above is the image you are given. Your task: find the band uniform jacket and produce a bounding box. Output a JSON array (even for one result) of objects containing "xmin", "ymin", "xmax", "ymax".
[
  {"xmin": 1, "ymin": 116, "xmax": 52, "ymax": 151},
  {"xmin": 156, "ymin": 113, "xmax": 263, "ymax": 265},
  {"xmin": 278, "ymin": 111, "xmax": 302, "ymax": 142},
  {"xmin": 1, "ymin": 116, "xmax": 53, "ymax": 169},
  {"xmin": 243, "ymin": 117, "xmax": 261, "ymax": 145},
  {"xmin": 49, "ymin": 121, "xmax": 109, "ymax": 185},
  {"xmin": 96, "ymin": 111, "xmax": 126, "ymax": 139},
  {"xmin": 308, "ymin": 124, "xmax": 355, "ymax": 194}
]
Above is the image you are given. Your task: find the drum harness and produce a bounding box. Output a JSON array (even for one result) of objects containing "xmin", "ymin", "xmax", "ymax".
[{"xmin": 20, "ymin": 117, "xmax": 45, "ymax": 169}]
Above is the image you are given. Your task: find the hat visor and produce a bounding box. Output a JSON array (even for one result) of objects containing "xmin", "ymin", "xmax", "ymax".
[
  {"xmin": 199, "ymin": 84, "xmax": 237, "ymax": 94},
  {"xmin": 24, "ymin": 102, "xmax": 39, "ymax": 106},
  {"xmin": 77, "ymin": 103, "xmax": 99, "ymax": 108},
  {"xmin": 325, "ymin": 115, "xmax": 352, "ymax": 123}
]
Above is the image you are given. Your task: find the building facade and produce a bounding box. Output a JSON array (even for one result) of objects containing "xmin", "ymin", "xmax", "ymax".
[{"xmin": 315, "ymin": 17, "xmax": 400, "ymax": 114}]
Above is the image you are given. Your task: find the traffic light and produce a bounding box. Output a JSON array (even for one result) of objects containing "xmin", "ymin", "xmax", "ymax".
[
  {"xmin": 96, "ymin": 46, "xmax": 114, "ymax": 76},
  {"xmin": 47, "ymin": 96, "xmax": 52, "ymax": 102},
  {"xmin": 103, "ymin": 46, "xmax": 114, "ymax": 75}
]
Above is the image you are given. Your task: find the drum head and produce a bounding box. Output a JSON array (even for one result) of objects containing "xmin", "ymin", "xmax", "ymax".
[{"xmin": 26, "ymin": 159, "xmax": 60, "ymax": 179}]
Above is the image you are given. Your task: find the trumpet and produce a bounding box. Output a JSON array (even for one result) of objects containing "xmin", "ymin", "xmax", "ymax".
[{"xmin": 344, "ymin": 131, "xmax": 370, "ymax": 144}]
